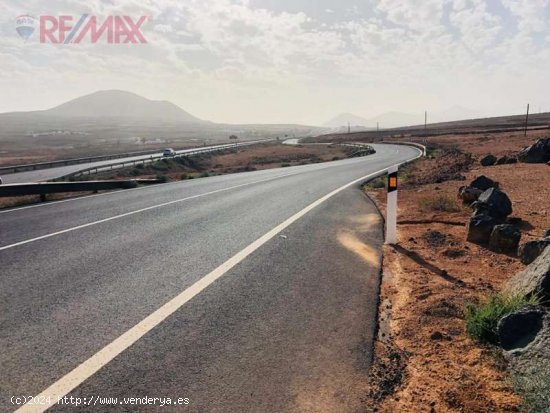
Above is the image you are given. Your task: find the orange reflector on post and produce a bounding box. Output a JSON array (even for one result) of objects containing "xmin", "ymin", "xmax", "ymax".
[{"xmin": 388, "ymin": 172, "xmax": 398, "ymax": 192}]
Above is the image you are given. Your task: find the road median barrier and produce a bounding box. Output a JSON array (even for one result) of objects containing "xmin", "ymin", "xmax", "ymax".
[
  {"xmin": 0, "ymin": 149, "xmax": 174, "ymax": 175},
  {"xmin": 0, "ymin": 179, "xmax": 161, "ymax": 200},
  {"xmin": 58, "ymin": 141, "xmax": 269, "ymax": 180}
]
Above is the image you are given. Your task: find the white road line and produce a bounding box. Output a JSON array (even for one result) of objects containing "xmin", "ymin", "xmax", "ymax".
[
  {"xmin": 0, "ymin": 142, "xmax": 396, "ymax": 216},
  {"xmin": 0, "ymin": 172, "xmax": 301, "ymax": 252},
  {"xmin": 15, "ymin": 163, "xmax": 398, "ymax": 413},
  {"xmin": 0, "ymin": 149, "xmax": 366, "ymax": 216},
  {"xmin": 0, "ymin": 141, "xmax": 269, "ymax": 215}
]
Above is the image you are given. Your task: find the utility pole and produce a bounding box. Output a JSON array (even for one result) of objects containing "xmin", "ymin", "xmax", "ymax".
[
  {"xmin": 424, "ymin": 110, "xmax": 427, "ymax": 132},
  {"xmin": 425, "ymin": 110, "xmax": 429, "ymax": 145},
  {"xmin": 524, "ymin": 104, "xmax": 530, "ymax": 137},
  {"xmin": 348, "ymin": 121, "xmax": 350, "ymax": 134}
]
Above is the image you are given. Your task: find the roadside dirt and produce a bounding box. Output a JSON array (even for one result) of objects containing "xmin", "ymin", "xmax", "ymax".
[{"xmin": 363, "ymin": 132, "xmax": 549, "ymax": 412}]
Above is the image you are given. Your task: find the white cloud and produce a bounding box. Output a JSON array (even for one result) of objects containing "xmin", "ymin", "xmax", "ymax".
[
  {"xmin": 502, "ymin": 0, "xmax": 550, "ymax": 33},
  {"xmin": 0, "ymin": 0, "xmax": 549, "ymax": 124}
]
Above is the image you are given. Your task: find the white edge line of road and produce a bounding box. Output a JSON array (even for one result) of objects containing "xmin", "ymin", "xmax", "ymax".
[
  {"xmin": 0, "ymin": 144, "xmax": 382, "ymax": 216},
  {"xmin": 0, "ymin": 140, "xmax": 270, "ymax": 216},
  {"xmin": 0, "ymin": 141, "xmax": 391, "ymax": 216},
  {"xmin": 0, "ymin": 171, "xmax": 307, "ymax": 252},
  {"xmin": 0, "ymin": 167, "xmax": 274, "ymax": 216},
  {"xmin": 15, "ymin": 149, "xmax": 421, "ymax": 413}
]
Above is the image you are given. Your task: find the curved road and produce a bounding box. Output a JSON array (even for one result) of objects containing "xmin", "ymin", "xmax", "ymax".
[{"xmin": 0, "ymin": 144, "xmax": 420, "ymax": 413}]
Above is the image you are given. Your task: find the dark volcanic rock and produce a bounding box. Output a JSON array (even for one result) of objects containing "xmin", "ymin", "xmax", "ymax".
[
  {"xmin": 518, "ymin": 137, "xmax": 550, "ymax": 163},
  {"xmin": 519, "ymin": 239, "xmax": 550, "ymax": 265},
  {"xmin": 474, "ymin": 188, "xmax": 512, "ymax": 220},
  {"xmin": 467, "ymin": 213, "xmax": 498, "ymax": 244},
  {"xmin": 496, "ymin": 155, "xmax": 517, "ymax": 165},
  {"xmin": 470, "ymin": 175, "xmax": 498, "ymax": 191},
  {"xmin": 498, "ymin": 305, "xmax": 545, "ymax": 351},
  {"xmin": 489, "ymin": 224, "xmax": 521, "ymax": 253},
  {"xmin": 480, "ymin": 154, "xmax": 497, "ymax": 166},
  {"xmin": 502, "ymin": 308, "xmax": 550, "ymax": 386},
  {"xmin": 458, "ymin": 186, "xmax": 483, "ymax": 203},
  {"xmin": 506, "ymin": 247, "xmax": 550, "ymax": 302}
]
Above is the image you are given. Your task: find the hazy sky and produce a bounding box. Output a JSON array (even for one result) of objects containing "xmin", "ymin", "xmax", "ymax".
[{"xmin": 1, "ymin": 0, "xmax": 550, "ymax": 125}]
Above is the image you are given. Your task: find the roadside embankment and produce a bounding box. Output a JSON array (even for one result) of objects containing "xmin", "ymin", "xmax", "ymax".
[{"xmin": 363, "ymin": 136, "xmax": 549, "ymax": 412}]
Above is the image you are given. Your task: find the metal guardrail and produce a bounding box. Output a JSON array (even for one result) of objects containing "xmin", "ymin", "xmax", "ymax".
[
  {"xmin": 0, "ymin": 140, "xmax": 271, "ymax": 175},
  {"xmin": 0, "ymin": 148, "xmax": 179, "ymax": 175},
  {"xmin": 0, "ymin": 179, "xmax": 161, "ymax": 198},
  {"xmin": 381, "ymin": 141, "xmax": 427, "ymax": 156},
  {"xmin": 60, "ymin": 141, "xmax": 264, "ymax": 180}
]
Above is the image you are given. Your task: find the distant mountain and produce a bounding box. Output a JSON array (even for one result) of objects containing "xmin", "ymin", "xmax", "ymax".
[
  {"xmin": 366, "ymin": 111, "xmax": 423, "ymax": 128},
  {"xmin": 324, "ymin": 113, "xmax": 371, "ymax": 128},
  {"xmin": 432, "ymin": 106, "xmax": 480, "ymax": 123},
  {"xmin": 325, "ymin": 106, "xmax": 481, "ymax": 129},
  {"xmin": 40, "ymin": 90, "xmax": 204, "ymax": 123}
]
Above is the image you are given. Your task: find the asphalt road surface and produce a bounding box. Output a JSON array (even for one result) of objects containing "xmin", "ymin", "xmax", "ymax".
[
  {"xmin": 0, "ymin": 144, "xmax": 420, "ymax": 413},
  {"xmin": 0, "ymin": 141, "xmax": 265, "ymax": 184}
]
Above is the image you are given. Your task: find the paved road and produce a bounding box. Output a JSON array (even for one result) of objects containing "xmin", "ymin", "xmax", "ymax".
[
  {"xmin": 0, "ymin": 144, "xmax": 420, "ymax": 413},
  {"xmin": 0, "ymin": 141, "xmax": 266, "ymax": 184}
]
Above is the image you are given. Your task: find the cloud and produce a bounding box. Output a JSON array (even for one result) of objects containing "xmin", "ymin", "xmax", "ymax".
[{"xmin": 0, "ymin": 0, "xmax": 550, "ymax": 123}]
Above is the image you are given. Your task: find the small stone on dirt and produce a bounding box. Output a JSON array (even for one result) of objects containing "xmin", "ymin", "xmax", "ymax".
[{"xmin": 430, "ymin": 331, "xmax": 444, "ymax": 340}]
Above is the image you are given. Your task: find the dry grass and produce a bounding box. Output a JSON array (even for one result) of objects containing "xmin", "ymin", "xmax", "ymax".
[{"xmin": 418, "ymin": 195, "xmax": 461, "ymax": 212}]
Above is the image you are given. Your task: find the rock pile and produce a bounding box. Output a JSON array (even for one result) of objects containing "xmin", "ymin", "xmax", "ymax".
[
  {"xmin": 458, "ymin": 175, "xmax": 498, "ymax": 204},
  {"xmin": 460, "ymin": 176, "xmax": 521, "ymax": 251}
]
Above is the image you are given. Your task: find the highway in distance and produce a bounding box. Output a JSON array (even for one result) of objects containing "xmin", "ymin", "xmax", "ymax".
[
  {"xmin": 0, "ymin": 141, "xmax": 266, "ymax": 184},
  {"xmin": 0, "ymin": 144, "xmax": 420, "ymax": 413}
]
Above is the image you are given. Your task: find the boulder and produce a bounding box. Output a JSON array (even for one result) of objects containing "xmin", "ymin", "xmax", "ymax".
[
  {"xmin": 474, "ymin": 188, "xmax": 512, "ymax": 220},
  {"xmin": 489, "ymin": 224, "xmax": 521, "ymax": 253},
  {"xmin": 480, "ymin": 154, "xmax": 497, "ymax": 166},
  {"xmin": 496, "ymin": 155, "xmax": 517, "ymax": 165},
  {"xmin": 467, "ymin": 212, "xmax": 498, "ymax": 244},
  {"xmin": 470, "ymin": 175, "xmax": 498, "ymax": 191},
  {"xmin": 497, "ymin": 305, "xmax": 546, "ymax": 351},
  {"xmin": 518, "ymin": 239, "xmax": 550, "ymax": 265},
  {"xmin": 517, "ymin": 137, "xmax": 550, "ymax": 163},
  {"xmin": 458, "ymin": 186, "xmax": 483, "ymax": 203},
  {"xmin": 500, "ymin": 307, "xmax": 550, "ymax": 386},
  {"xmin": 505, "ymin": 247, "xmax": 550, "ymax": 301}
]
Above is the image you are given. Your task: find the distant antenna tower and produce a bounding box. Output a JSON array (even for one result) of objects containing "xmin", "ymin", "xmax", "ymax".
[
  {"xmin": 424, "ymin": 110, "xmax": 427, "ymax": 131},
  {"xmin": 524, "ymin": 103, "xmax": 530, "ymax": 137}
]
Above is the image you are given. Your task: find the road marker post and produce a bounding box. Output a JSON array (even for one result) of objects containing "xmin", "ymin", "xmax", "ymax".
[{"xmin": 385, "ymin": 165, "xmax": 398, "ymax": 244}]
